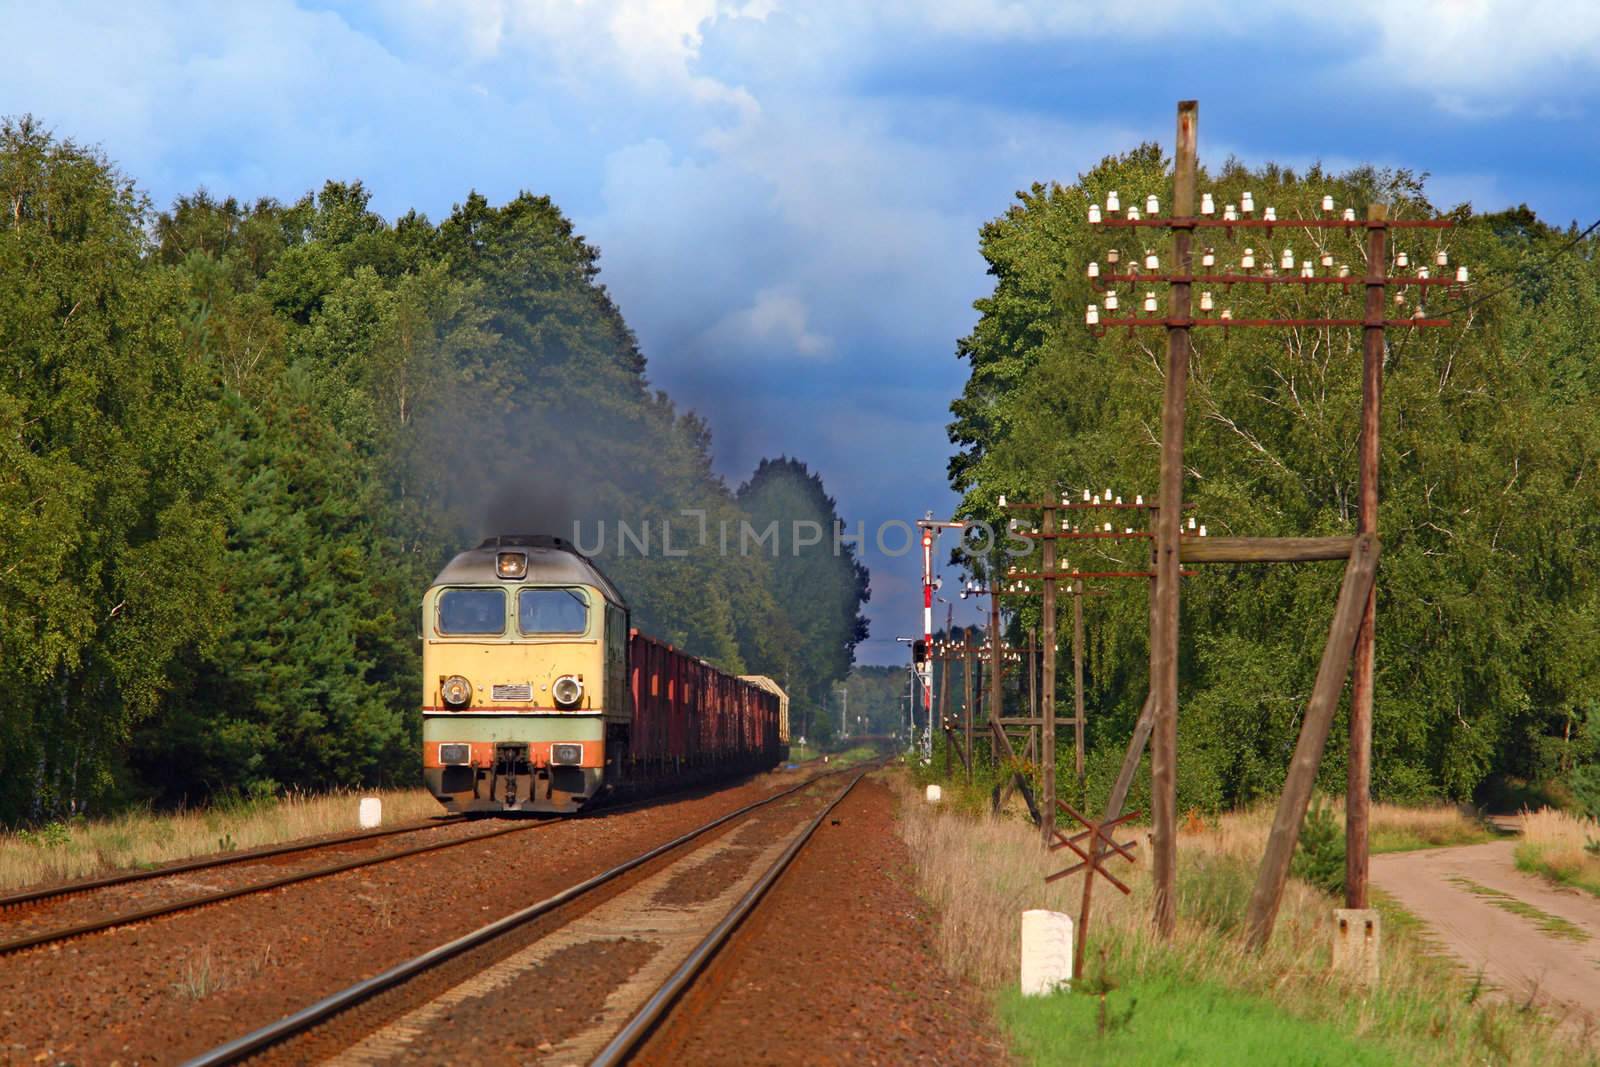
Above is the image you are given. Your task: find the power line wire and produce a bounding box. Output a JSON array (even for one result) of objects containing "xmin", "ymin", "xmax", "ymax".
[{"xmin": 1431, "ymin": 216, "xmax": 1600, "ymax": 321}]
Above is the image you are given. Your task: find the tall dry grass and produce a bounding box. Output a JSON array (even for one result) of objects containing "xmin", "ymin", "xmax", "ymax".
[
  {"xmin": 897, "ymin": 778, "xmax": 1592, "ymax": 1065},
  {"xmin": 1181, "ymin": 798, "xmax": 1494, "ymax": 856},
  {"xmin": 1517, "ymin": 807, "xmax": 1600, "ymax": 896},
  {"xmin": 0, "ymin": 787, "xmax": 443, "ymax": 893}
]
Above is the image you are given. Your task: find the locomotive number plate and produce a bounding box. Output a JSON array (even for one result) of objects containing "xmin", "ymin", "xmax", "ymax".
[{"xmin": 491, "ymin": 683, "xmax": 533, "ymax": 701}]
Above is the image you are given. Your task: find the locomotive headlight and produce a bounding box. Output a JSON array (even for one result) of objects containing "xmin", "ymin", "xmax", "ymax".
[
  {"xmin": 552, "ymin": 674, "xmax": 584, "ymax": 709},
  {"xmin": 551, "ymin": 743, "xmax": 582, "ymax": 765},
  {"xmin": 440, "ymin": 675, "xmax": 473, "ymax": 709},
  {"xmin": 496, "ymin": 551, "xmax": 528, "ymax": 579}
]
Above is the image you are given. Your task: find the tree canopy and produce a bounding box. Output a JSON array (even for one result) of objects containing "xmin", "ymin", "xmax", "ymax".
[{"xmin": 737, "ymin": 457, "xmax": 872, "ymax": 726}]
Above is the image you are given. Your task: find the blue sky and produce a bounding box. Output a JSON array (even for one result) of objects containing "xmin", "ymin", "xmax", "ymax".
[{"xmin": 6, "ymin": 1, "xmax": 1596, "ymax": 663}]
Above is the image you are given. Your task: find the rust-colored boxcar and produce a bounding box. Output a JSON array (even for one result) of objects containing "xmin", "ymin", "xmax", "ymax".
[{"xmin": 627, "ymin": 630, "xmax": 781, "ymax": 780}]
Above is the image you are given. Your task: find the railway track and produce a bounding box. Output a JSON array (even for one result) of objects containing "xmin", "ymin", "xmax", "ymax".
[
  {"xmin": 179, "ymin": 759, "xmax": 881, "ymax": 1066},
  {"xmin": 0, "ymin": 815, "xmax": 466, "ymax": 912},
  {"xmin": 0, "ymin": 815, "xmax": 549, "ymax": 957},
  {"xmin": 590, "ymin": 762, "xmax": 868, "ymax": 1066}
]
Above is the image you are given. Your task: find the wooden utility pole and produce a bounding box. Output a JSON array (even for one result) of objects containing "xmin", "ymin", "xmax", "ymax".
[
  {"xmin": 1041, "ymin": 506, "xmax": 1059, "ymax": 844},
  {"xmin": 1083, "ymin": 99, "xmax": 1460, "ymax": 951},
  {"xmin": 963, "ymin": 635, "xmax": 975, "ymax": 781},
  {"xmin": 941, "ymin": 643, "xmax": 952, "ymax": 777},
  {"xmin": 1246, "ymin": 535, "xmax": 1379, "ymax": 946},
  {"xmin": 1073, "ymin": 578, "xmax": 1086, "ymax": 782},
  {"xmin": 988, "ymin": 590, "xmax": 1004, "ymax": 748},
  {"xmin": 1150, "ymin": 98, "xmax": 1197, "ymax": 937},
  {"xmin": 1347, "ymin": 205, "xmax": 1387, "ymax": 910},
  {"xmin": 1027, "ymin": 626, "xmax": 1038, "ymax": 764}
]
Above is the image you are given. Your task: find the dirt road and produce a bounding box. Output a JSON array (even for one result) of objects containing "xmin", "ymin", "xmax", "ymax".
[{"xmin": 1372, "ymin": 839, "xmax": 1600, "ymax": 1028}]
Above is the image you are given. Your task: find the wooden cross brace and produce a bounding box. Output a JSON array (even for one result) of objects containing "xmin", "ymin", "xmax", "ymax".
[{"xmin": 1045, "ymin": 801, "xmax": 1140, "ymax": 894}]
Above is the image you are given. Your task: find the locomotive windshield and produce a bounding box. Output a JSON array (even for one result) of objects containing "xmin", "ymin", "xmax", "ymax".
[
  {"xmin": 436, "ymin": 587, "xmax": 506, "ymax": 635},
  {"xmin": 518, "ymin": 587, "xmax": 589, "ymax": 635}
]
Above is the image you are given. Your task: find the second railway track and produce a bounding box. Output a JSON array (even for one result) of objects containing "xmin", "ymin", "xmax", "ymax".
[
  {"xmin": 0, "ymin": 815, "xmax": 554, "ymax": 957},
  {"xmin": 0, "ymin": 767, "xmax": 832, "ymax": 958},
  {"xmin": 180, "ymin": 759, "xmax": 883, "ymax": 1066}
]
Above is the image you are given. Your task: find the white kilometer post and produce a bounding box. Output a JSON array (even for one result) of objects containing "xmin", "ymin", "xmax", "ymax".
[
  {"xmin": 358, "ymin": 796, "xmax": 382, "ymax": 829},
  {"xmin": 1020, "ymin": 909, "xmax": 1074, "ymax": 995}
]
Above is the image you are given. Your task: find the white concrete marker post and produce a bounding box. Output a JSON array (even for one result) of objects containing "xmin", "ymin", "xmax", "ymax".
[
  {"xmin": 1020, "ymin": 909, "xmax": 1074, "ymax": 996},
  {"xmin": 1332, "ymin": 908, "xmax": 1380, "ymax": 986},
  {"xmin": 926, "ymin": 784, "xmax": 942, "ymax": 804},
  {"xmin": 358, "ymin": 796, "xmax": 382, "ymax": 829}
]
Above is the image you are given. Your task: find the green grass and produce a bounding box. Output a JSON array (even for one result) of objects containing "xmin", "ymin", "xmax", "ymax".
[
  {"xmin": 999, "ymin": 977, "xmax": 1418, "ymax": 1067},
  {"xmin": 1446, "ymin": 876, "xmax": 1589, "ymax": 942},
  {"xmin": 822, "ymin": 744, "xmax": 882, "ymax": 767},
  {"xmin": 1515, "ymin": 841, "xmax": 1600, "ymax": 899},
  {"xmin": 1370, "ymin": 822, "xmax": 1500, "ymax": 855},
  {"xmin": 1371, "ymin": 889, "xmax": 1440, "ymax": 955}
]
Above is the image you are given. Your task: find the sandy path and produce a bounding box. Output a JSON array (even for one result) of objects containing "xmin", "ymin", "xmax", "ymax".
[{"xmin": 1372, "ymin": 840, "xmax": 1600, "ymax": 1028}]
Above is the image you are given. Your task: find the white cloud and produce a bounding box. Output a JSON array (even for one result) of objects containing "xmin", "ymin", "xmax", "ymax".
[
  {"xmin": 703, "ymin": 287, "xmax": 833, "ymax": 358},
  {"xmin": 382, "ymin": 0, "xmax": 767, "ymax": 116},
  {"xmin": 1345, "ymin": 0, "xmax": 1600, "ymax": 102}
]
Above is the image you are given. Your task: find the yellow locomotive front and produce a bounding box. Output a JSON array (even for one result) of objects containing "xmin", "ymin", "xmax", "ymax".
[{"xmin": 421, "ymin": 535, "xmax": 628, "ymax": 814}]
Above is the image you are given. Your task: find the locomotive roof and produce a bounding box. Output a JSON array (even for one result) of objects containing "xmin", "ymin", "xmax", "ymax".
[{"xmin": 430, "ymin": 534, "xmax": 627, "ymax": 607}]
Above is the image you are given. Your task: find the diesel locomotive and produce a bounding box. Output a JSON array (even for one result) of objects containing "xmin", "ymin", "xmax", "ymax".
[{"xmin": 421, "ymin": 535, "xmax": 787, "ymax": 814}]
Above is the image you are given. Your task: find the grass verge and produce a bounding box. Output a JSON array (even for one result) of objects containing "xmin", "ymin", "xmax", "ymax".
[
  {"xmin": 1513, "ymin": 807, "xmax": 1600, "ymax": 898},
  {"xmin": 895, "ymin": 773, "xmax": 1596, "ymax": 1066},
  {"xmin": 1445, "ymin": 876, "xmax": 1589, "ymax": 941},
  {"xmin": 0, "ymin": 787, "xmax": 443, "ymax": 893},
  {"xmin": 915, "ymin": 755, "xmax": 1496, "ymax": 855},
  {"xmin": 820, "ymin": 744, "xmax": 882, "ymax": 767},
  {"xmin": 999, "ymin": 976, "xmax": 1406, "ymax": 1067}
]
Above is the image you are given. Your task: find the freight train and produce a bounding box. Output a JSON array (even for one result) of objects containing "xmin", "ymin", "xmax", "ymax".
[{"xmin": 421, "ymin": 535, "xmax": 788, "ymax": 814}]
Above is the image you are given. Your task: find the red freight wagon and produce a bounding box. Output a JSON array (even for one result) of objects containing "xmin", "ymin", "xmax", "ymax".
[{"xmin": 628, "ymin": 630, "xmax": 780, "ymax": 782}]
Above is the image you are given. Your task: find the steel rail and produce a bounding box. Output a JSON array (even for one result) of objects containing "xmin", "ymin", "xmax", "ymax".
[
  {"xmin": 178, "ymin": 762, "xmax": 868, "ymax": 1067},
  {"xmin": 0, "ymin": 816, "xmax": 466, "ymax": 912},
  {"xmin": 0, "ymin": 819, "xmax": 553, "ymax": 957},
  {"xmin": 1, "ymin": 768, "xmax": 797, "ymax": 951},
  {"xmin": 589, "ymin": 764, "xmax": 871, "ymax": 1067}
]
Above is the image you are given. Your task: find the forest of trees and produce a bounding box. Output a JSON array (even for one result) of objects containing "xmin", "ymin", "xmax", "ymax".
[
  {"xmin": 948, "ymin": 146, "xmax": 1600, "ymax": 810},
  {"xmin": 0, "ymin": 117, "xmax": 869, "ymax": 825}
]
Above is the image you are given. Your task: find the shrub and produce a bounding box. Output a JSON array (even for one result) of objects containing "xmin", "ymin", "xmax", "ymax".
[
  {"xmin": 1567, "ymin": 764, "xmax": 1600, "ymax": 821},
  {"xmin": 1291, "ymin": 796, "xmax": 1345, "ymax": 895}
]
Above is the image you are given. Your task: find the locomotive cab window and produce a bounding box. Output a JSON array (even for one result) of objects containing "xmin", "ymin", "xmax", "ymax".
[
  {"xmin": 436, "ymin": 587, "xmax": 506, "ymax": 635},
  {"xmin": 518, "ymin": 587, "xmax": 590, "ymax": 635}
]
